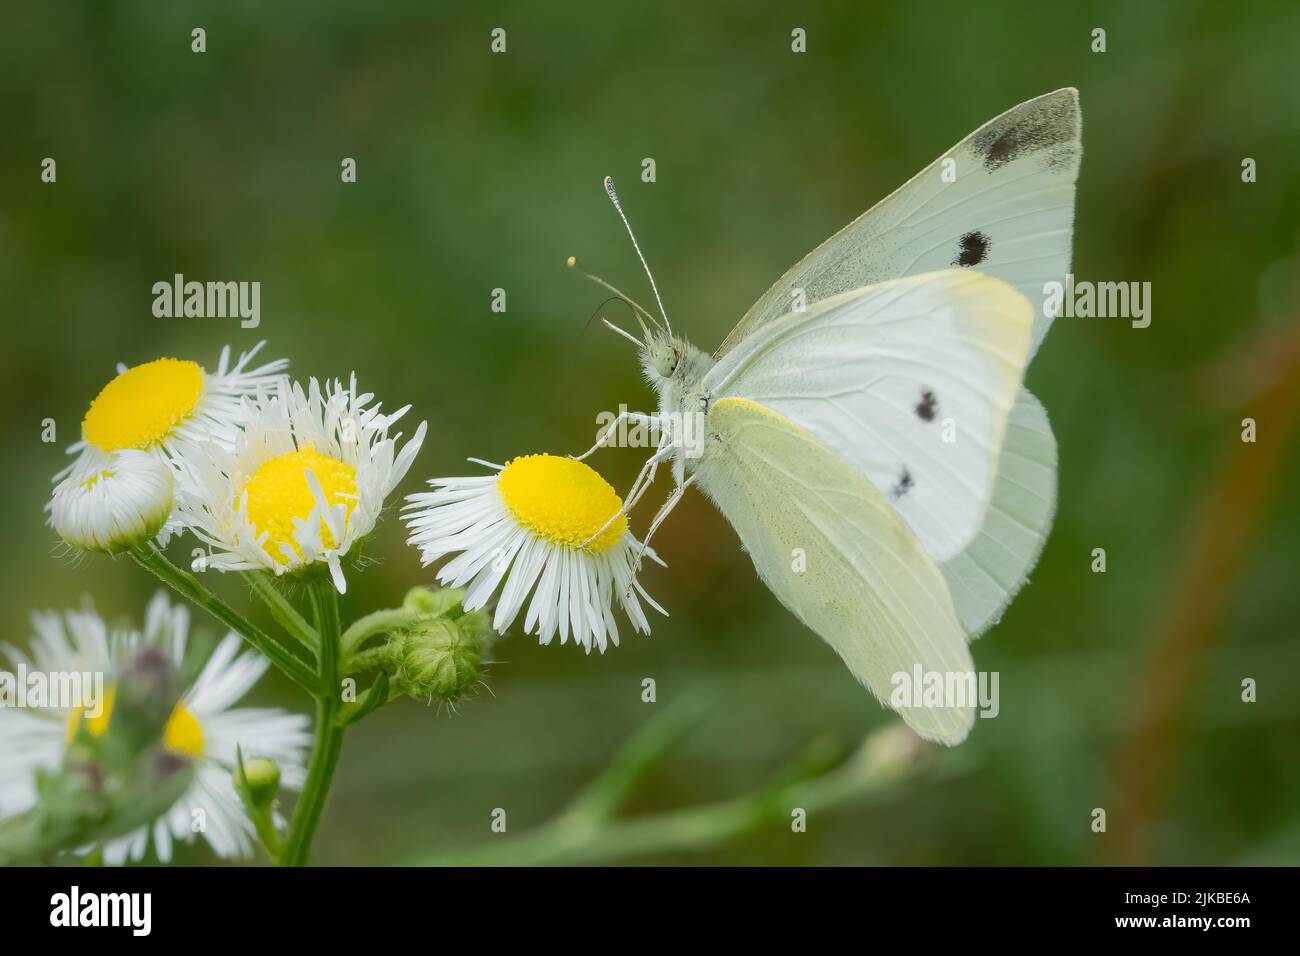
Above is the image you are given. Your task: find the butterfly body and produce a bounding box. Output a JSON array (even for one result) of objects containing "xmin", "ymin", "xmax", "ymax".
[{"xmin": 640, "ymin": 332, "xmax": 714, "ymax": 484}]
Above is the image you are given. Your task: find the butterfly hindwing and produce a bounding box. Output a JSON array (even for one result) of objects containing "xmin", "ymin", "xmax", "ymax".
[{"xmin": 940, "ymin": 386, "xmax": 1058, "ymax": 640}]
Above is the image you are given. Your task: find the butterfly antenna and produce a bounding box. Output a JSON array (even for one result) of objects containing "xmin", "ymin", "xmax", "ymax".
[
  {"xmin": 603, "ymin": 176, "xmax": 672, "ymax": 334},
  {"xmin": 583, "ymin": 295, "xmax": 654, "ymax": 343},
  {"xmin": 566, "ymin": 255, "xmax": 660, "ymax": 335},
  {"xmin": 600, "ymin": 318, "xmax": 644, "ymax": 348}
]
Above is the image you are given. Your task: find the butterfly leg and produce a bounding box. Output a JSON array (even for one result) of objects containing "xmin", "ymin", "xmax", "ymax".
[
  {"xmin": 571, "ymin": 410, "xmax": 663, "ymax": 462},
  {"xmin": 578, "ymin": 437, "xmax": 675, "ymax": 549},
  {"xmin": 619, "ymin": 430, "xmax": 675, "ymax": 514},
  {"xmin": 630, "ymin": 474, "xmax": 697, "ymax": 576}
]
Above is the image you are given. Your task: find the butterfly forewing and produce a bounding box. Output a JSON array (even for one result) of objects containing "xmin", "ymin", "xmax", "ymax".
[{"xmin": 717, "ymin": 87, "xmax": 1080, "ymax": 361}]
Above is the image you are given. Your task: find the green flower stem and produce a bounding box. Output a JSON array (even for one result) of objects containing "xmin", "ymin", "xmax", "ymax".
[
  {"xmin": 243, "ymin": 570, "xmax": 319, "ymax": 654},
  {"xmin": 131, "ymin": 543, "xmax": 315, "ymax": 693},
  {"xmin": 339, "ymin": 606, "xmax": 419, "ymax": 658},
  {"xmin": 342, "ymin": 644, "xmax": 395, "ymax": 676},
  {"xmin": 280, "ymin": 577, "xmax": 346, "ymax": 866}
]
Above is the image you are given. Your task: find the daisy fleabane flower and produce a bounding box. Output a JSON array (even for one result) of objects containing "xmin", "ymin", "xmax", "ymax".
[
  {"xmin": 0, "ymin": 593, "xmax": 309, "ymax": 864},
  {"xmin": 402, "ymin": 454, "xmax": 665, "ymax": 653},
  {"xmin": 179, "ymin": 375, "xmax": 427, "ymax": 593},
  {"xmin": 49, "ymin": 448, "xmax": 173, "ymax": 553},
  {"xmin": 53, "ymin": 342, "xmax": 289, "ymax": 543}
]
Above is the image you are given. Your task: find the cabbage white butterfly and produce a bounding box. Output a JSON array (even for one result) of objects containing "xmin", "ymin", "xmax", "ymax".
[{"xmin": 574, "ymin": 89, "xmax": 1080, "ymax": 743}]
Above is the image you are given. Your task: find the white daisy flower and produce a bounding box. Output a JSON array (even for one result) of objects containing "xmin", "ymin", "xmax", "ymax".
[
  {"xmin": 49, "ymin": 448, "xmax": 174, "ymax": 554},
  {"xmin": 402, "ymin": 454, "xmax": 665, "ymax": 653},
  {"xmin": 0, "ymin": 593, "xmax": 309, "ymax": 864},
  {"xmin": 179, "ymin": 375, "xmax": 427, "ymax": 594},
  {"xmin": 55, "ymin": 342, "xmax": 289, "ymax": 542}
]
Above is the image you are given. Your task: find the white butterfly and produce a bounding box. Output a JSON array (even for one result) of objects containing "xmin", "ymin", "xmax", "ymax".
[{"xmin": 575, "ymin": 89, "xmax": 1080, "ymax": 744}]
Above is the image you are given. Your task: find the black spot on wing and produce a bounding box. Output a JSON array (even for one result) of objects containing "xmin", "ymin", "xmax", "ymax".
[
  {"xmin": 892, "ymin": 467, "xmax": 914, "ymax": 498},
  {"xmin": 972, "ymin": 90, "xmax": 1079, "ymax": 172},
  {"xmin": 915, "ymin": 389, "xmax": 937, "ymax": 421},
  {"xmin": 953, "ymin": 232, "xmax": 990, "ymax": 267}
]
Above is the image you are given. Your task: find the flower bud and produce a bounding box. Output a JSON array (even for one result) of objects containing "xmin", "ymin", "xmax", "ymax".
[
  {"xmin": 393, "ymin": 617, "xmax": 484, "ymax": 703},
  {"xmin": 402, "ymin": 585, "xmax": 465, "ymax": 618},
  {"xmin": 238, "ymin": 756, "xmax": 282, "ymax": 808},
  {"xmin": 50, "ymin": 449, "xmax": 173, "ymax": 554},
  {"xmin": 454, "ymin": 608, "xmax": 492, "ymax": 644}
]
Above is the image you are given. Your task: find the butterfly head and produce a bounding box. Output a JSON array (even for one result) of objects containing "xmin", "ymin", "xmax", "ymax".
[{"xmin": 641, "ymin": 332, "xmax": 685, "ymax": 381}]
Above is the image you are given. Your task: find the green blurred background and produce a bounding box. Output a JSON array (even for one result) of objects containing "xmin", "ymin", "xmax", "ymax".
[{"xmin": 2, "ymin": 1, "xmax": 1298, "ymax": 865}]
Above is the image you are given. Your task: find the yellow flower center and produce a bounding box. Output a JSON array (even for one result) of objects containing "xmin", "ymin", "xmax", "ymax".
[
  {"xmin": 496, "ymin": 454, "xmax": 627, "ymax": 554},
  {"xmin": 162, "ymin": 701, "xmax": 206, "ymax": 755},
  {"xmin": 82, "ymin": 358, "xmax": 205, "ymax": 452},
  {"xmin": 242, "ymin": 445, "xmax": 358, "ymax": 562},
  {"xmin": 68, "ymin": 686, "xmax": 116, "ymax": 739},
  {"xmin": 66, "ymin": 687, "xmax": 206, "ymax": 756}
]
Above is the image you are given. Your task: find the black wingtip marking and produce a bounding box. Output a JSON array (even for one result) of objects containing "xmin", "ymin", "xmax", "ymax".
[
  {"xmin": 953, "ymin": 231, "xmax": 990, "ymax": 268},
  {"xmin": 915, "ymin": 389, "xmax": 938, "ymax": 422},
  {"xmin": 972, "ymin": 93, "xmax": 1080, "ymax": 172}
]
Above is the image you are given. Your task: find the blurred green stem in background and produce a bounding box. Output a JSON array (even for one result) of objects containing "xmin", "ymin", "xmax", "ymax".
[
  {"xmin": 280, "ymin": 576, "xmax": 346, "ymax": 866},
  {"xmin": 419, "ymin": 694, "xmax": 935, "ymax": 866}
]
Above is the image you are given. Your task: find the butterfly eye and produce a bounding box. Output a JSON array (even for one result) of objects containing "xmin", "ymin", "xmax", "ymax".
[{"xmin": 653, "ymin": 345, "xmax": 679, "ymax": 377}]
